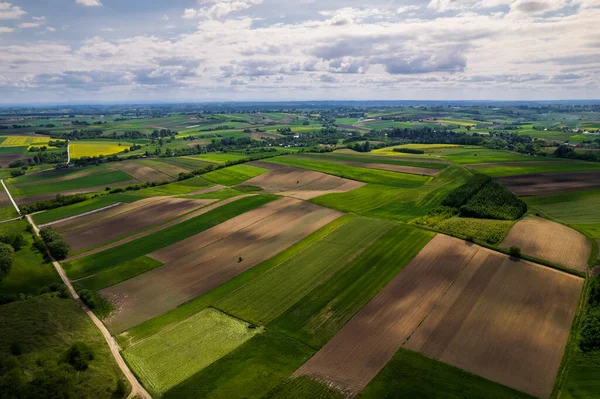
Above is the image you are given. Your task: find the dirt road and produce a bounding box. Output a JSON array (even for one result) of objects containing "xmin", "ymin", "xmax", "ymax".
[{"xmin": 26, "ymin": 215, "xmax": 152, "ymax": 399}]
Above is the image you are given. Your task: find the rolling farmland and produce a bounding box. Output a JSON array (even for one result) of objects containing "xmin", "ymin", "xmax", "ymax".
[{"xmin": 2, "ymin": 104, "xmax": 598, "ymax": 399}]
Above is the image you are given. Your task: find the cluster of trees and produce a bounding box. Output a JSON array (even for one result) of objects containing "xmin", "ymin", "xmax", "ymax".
[
  {"xmin": 394, "ymin": 148, "xmax": 425, "ymax": 154},
  {"xmin": 38, "ymin": 228, "xmax": 70, "ymax": 260},
  {"xmin": 348, "ymin": 141, "xmax": 375, "ymax": 153},
  {"xmin": 50, "ymin": 129, "xmax": 146, "ymax": 140},
  {"xmin": 441, "ymin": 174, "xmax": 527, "ymax": 220},
  {"xmin": 198, "ymin": 125, "xmax": 234, "ymax": 132},
  {"xmin": 8, "ymin": 151, "xmax": 67, "ymax": 168},
  {"xmin": 554, "ymin": 144, "xmax": 600, "ymax": 163},
  {"xmin": 183, "ymin": 133, "xmax": 222, "ymax": 141},
  {"xmin": 0, "ymin": 243, "xmax": 15, "ymax": 283},
  {"xmin": 108, "ymin": 179, "xmax": 170, "ymax": 194},
  {"xmin": 581, "ymin": 277, "xmax": 600, "ymax": 351},
  {"xmin": 0, "ymin": 343, "xmax": 125, "ymax": 398},
  {"xmin": 78, "ymin": 290, "xmax": 115, "ymax": 318},
  {"xmin": 384, "ymin": 126, "xmax": 485, "ymax": 146},
  {"xmin": 21, "ymin": 194, "xmax": 88, "ymax": 215}
]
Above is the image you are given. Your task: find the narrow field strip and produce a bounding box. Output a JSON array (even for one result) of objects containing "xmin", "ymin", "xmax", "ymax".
[
  {"xmin": 63, "ymin": 194, "xmax": 277, "ymax": 279},
  {"xmin": 203, "ymin": 164, "xmax": 268, "ymax": 186},
  {"xmin": 117, "ymin": 215, "xmax": 358, "ymax": 349},
  {"xmin": 102, "ymin": 198, "xmax": 342, "ymax": 333},
  {"xmin": 214, "ymin": 217, "xmax": 393, "ymax": 325},
  {"xmin": 264, "ymin": 156, "xmax": 430, "ymax": 187},
  {"xmin": 269, "ymin": 224, "xmax": 435, "ymax": 349}
]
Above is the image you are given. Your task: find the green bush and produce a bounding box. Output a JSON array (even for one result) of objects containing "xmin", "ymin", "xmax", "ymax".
[
  {"xmin": 64, "ymin": 343, "xmax": 94, "ymax": 371},
  {"xmin": 580, "ymin": 306, "xmax": 600, "ymax": 352},
  {"xmin": 509, "ymin": 246, "xmax": 521, "ymax": 258},
  {"xmin": 441, "ymin": 174, "xmax": 490, "ymax": 208},
  {"xmin": 39, "ymin": 227, "xmax": 70, "ymax": 260},
  {"xmin": 78, "ymin": 290, "xmax": 114, "ymax": 319},
  {"xmin": 21, "ymin": 194, "xmax": 88, "ymax": 215},
  {"xmin": 393, "ymin": 148, "xmax": 425, "ymax": 154},
  {"xmin": 0, "ymin": 243, "xmax": 15, "ymax": 282},
  {"xmin": 0, "ymin": 233, "xmax": 26, "ymax": 251}
]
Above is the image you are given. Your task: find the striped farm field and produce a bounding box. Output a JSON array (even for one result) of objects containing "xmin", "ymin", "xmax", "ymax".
[
  {"xmin": 294, "ymin": 235, "xmax": 583, "ymax": 398},
  {"xmin": 203, "ymin": 164, "xmax": 269, "ymax": 186},
  {"xmin": 70, "ymin": 140, "xmax": 132, "ymax": 158},
  {"xmin": 214, "ymin": 217, "xmax": 393, "ymax": 325},
  {"xmin": 264, "ymin": 156, "xmax": 430, "ymax": 188},
  {"xmin": 123, "ymin": 308, "xmax": 262, "ymax": 396},
  {"xmin": 0, "ymin": 136, "xmax": 49, "ymax": 147}
]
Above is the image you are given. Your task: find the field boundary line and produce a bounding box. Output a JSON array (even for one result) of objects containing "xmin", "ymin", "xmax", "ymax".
[
  {"xmin": 25, "ymin": 214, "xmax": 152, "ymax": 399},
  {"xmin": 1, "ymin": 179, "xmax": 21, "ymax": 215},
  {"xmin": 402, "ymin": 241, "xmax": 480, "ymax": 346},
  {"xmin": 39, "ymin": 202, "xmax": 123, "ymax": 227},
  {"xmin": 0, "ymin": 216, "xmax": 21, "ymax": 224},
  {"xmin": 64, "ymin": 195, "xmax": 252, "ymax": 263}
]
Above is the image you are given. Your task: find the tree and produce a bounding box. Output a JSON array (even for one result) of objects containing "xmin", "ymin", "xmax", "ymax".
[
  {"xmin": 39, "ymin": 228, "xmax": 70, "ymax": 260},
  {"xmin": 509, "ymin": 246, "xmax": 521, "ymax": 258},
  {"xmin": 64, "ymin": 343, "xmax": 94, "ymax": 371},
  {"xmin": 0, "ymin": 243, "xmax": 15, "ymax": 282}
]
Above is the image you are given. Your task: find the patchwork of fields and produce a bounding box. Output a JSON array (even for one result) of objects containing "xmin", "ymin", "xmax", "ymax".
[{"xmin": 3, "ymin": 137, "xmax": 597, "ymax": 399}]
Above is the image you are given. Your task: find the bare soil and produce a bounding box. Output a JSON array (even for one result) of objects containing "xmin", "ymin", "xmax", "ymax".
[
  {"xmin": 0, "ymin": 153, "xmax": 29, "ymax": 167},
  {"xmin": 500, "ymin": 217, "xmax": 591, "ymax": 271},
  {"xmin": 55, "ymin": 197, "xmax": 213, "ymax": 253},
  {"xmin": 406, "ymin": 246, "xmax": 583, "ymax": 399},
  {"xmin": 294, "ymin": 235, "xmax": 478, "ymax": 395},
  {"xmin": 495, "ymin": 171, "xmax": 600, "ymax": 196},
  {"xmin": 102, "ymin": 198, "xmax": 342, "ymax": 333},
  {"xmin": 114, "ymin": 162, "xmax": 171, "ymax": 182},
  {"xmin": 242, "ymin": 162, "xmax": 364, "ymax": 199}
]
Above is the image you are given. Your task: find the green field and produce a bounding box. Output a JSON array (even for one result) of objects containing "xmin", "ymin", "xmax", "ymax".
[
  {"xmin": 160, "ymin": 157, "xmax": 215, "ymax": 170},
  {"xmin": 123, "ymin": 308, "xmax": 262, "ymax": 396},
  {"xmin": 525, "ymin": 189, "xmax": 600, "ymax": 238},
  {"xmin": 0, "ymin": 294, "xmax": 127, "ymax": 398},
  {"xmin": 562, "ymin": 351, "xmax": 600, "ymax": 399},
  {"xmin": 8, "ymin": 170, "xmax": 133, "ymax": 198},
  {"xmin": 32, "ymin": 193, "xmax": 146, "ymax": 225},
  {"xmin": 270, "ymin": 225, "xmax": 434, "ymax": 349},
  {"xmin": 163, "ymin": 331, "xmax": 314, "ymax": 399},
  {"xmin": 265, "ymin": 156, "xmax": 430, "ymax": 187},
  {"xmin": 473, "ymin": 161, "xmax": 600, "ymax": 177},
  {"xmin": 203, "ymin": 164, "xmax": 268, "ymax": 186},
  {"xmin": 265, "ymin": 377, "xmax": 344, "ymax": 399},
  {"xmin": 432, "ymin": 217, "xmax": 515, "ymax": 245},
  {"xmin": 73, "ymin": 256, "xmax": 163, "ymax": 292},
  {"xmin": 188, "ymin": 153, "xmax": 250, "ymax": 164},
  {"xmin": 359, "ymin": 348, "xmax": 533, "ymax": 399},
  {"xmin": 0, "ymin": 220, "xmax": 60, "ymax": 295},
  {"xmin": 299, "ymin": 152, "xmax": 449, "ymax": 169},
  {"xmin": 214, "ymin": 217, "xmax": 392, "ymax": 325},
  {"xmin": 64, "ymin": 194, "xmax": 278, "ymax": 279},
  {"xmin": 366, "ymin": 165, "xmax": 472, "ymax": 221}
]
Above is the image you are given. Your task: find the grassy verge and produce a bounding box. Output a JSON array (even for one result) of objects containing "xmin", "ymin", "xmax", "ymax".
[
  {"xmin": 64, "ymin": 195, "xmax": 278, "ymax": 279},
  {"xmin": 72, "ymin": 256, "xmax": 163, "ymax": 292}
]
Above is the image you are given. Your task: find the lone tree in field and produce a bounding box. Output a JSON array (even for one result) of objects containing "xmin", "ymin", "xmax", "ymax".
[{"xmin": 509, "ymin": 246, "xmax": 521, "ymax": 258}]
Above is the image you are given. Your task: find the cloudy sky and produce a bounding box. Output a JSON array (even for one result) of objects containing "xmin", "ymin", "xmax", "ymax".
[{"xmin": 0, "ymin": 0, "xmax": 598, "ymax": 104}]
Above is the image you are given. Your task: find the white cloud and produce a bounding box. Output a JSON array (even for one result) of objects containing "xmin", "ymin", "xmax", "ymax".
[
  {"xmin": 0, "ymin": 26, "xmax": 13, "ymax": 33},
  {"xmin": 46, "ymin": 27, "xmax": 56, "ymax": 32},
  {"xmin": 184, "ymin": 0, "xmax": 263, "ymax": 19},
  {"xmin": 161, "ymin": 14, "xmax": 170, "ymax": 21},
  {"xmin": 76, "ymin": 0, "xmax": 103, "ymax": 6},
  {"xmin": 396, "ymin": 5, "xmax": 421, "ymax": 14},
  {"xmin": 0, "ymin": 2, "xmax": 26, "ymax": 19},
  {"xmin": 19, "ymin": 22, "xmax": 41, "ymax": 28}
]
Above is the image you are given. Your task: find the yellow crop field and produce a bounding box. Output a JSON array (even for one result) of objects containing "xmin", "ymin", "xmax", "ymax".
[
  {"xmin": 70, "ymin": 141, "xmax": 131, "ymax": 159},
  {"xmin": 0, "ymin": 136, "xmax": 49, "ymax": 147},
  {"xmin": 373, "ymin": 144, "xmax": 459, "ymax": 156}
]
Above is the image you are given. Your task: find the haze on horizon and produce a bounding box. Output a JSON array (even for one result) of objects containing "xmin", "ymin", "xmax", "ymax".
[{"xmin": 0, "ymin": 0, "xmax": 598, "ymax": 104}]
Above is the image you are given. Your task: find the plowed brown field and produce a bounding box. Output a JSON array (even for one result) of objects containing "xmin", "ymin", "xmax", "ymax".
[
  {"xmin": 241, "ymin": 162, "xmax": 364, "ymax": 199},
  {"xmin": 101, "ymin": 198, "xmax": 342, "ymax": 333},
  {"xmin": 500, "ymin": 217, "xmax": 591, "ymax": 271},
  {"xmin": 54, "ymin": 197, "xmax": 212, "ymax": 252},
  {"xmin": 344, "ymin": 161, "xmax": 440, "ymax": 176},
  {"xmin": 495, "ymin": 171, "xmax": 600, "ymax": 196},
  {"xmin": 114, "ymin": 162, "xmax": 171, "ymax": 182},
  {"xmin": 406, "ymin": 247, "xmax": 583, "ymax": 399},
  {"xmin": 294, "ymin": 235, "xmax": 478, "ymax": 395},
  {"xmin": 296, "ymin": 235, "xmax": 583, "ymax": 398}
]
